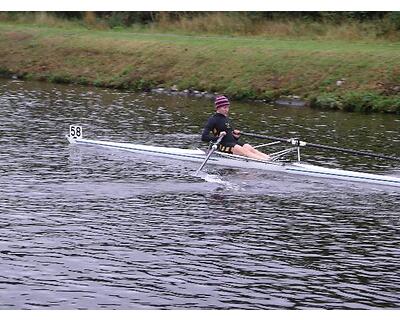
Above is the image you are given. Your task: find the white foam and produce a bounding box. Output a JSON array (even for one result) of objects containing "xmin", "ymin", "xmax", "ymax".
[{"xmin": 194, "ymin": 171, "xmax": 243, "ymax": 192}]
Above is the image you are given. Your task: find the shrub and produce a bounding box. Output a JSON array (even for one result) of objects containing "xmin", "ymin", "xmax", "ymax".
[
  {"xmin": 0, "ymin": 67, "xmax": 12, "ymax": 77},
  {"xmin": 337, "ymin": 92, "xmax": 400, "ymax": 113},
  {"xmin": 48, "ymin": 74, "xmax": 72, "ymax": 84},
  {"xmin": 309, "ymin": 93, "xmax": 343, "ymax": 110}
]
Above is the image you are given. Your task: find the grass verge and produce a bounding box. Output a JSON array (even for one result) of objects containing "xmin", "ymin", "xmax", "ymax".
[{"xmin": 0, "ymin": 23, "xmax": 399, "ymax": 114}]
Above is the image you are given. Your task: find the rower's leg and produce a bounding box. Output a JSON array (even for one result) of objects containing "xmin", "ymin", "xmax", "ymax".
[
  {"xmin": 232, "ymin": 145, "xmax": 269, "ymax": 161},
  {"xmin": 243, "ymin": 144, "xmax": 270, "ymax": 160}
]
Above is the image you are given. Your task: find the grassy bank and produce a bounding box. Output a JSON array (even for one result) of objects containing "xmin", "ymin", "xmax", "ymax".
[{"xmin": 0, "ymin": 22, "xmax": 399, "ymax": 113}]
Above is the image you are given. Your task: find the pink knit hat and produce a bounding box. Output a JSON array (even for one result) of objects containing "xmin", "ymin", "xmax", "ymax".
[{"xmin": 215, "ymin": 95, "xmax": 230, "ymax": 109}]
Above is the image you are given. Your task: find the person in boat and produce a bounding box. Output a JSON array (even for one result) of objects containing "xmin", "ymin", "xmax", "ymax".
[{"xmin": 201, "ymin": 95, "xmax": 270, "ymax": 161}]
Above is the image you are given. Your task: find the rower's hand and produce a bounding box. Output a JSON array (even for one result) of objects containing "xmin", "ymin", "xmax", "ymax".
[
  {"xmin": 219, "ymin": 131, "xmax": 227, "ymax": 137},
  {"xmin": 233, "ymin": 129, "xmax": 241, "ymax": 139}
]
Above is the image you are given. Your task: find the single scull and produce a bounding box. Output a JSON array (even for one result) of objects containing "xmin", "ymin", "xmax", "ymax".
[{"xmin": 66, "ymin": 126, "xmax": 400, "ymax": 188}]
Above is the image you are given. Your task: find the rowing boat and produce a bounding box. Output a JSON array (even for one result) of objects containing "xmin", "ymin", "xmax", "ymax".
[{"xmin": 66, "ymin": 126, "xmax": 400, "ymax": 188}]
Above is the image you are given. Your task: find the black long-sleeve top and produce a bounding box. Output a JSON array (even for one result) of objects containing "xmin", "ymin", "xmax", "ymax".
[{"xmin": 201, "ymin": 113, "xmax": 239, "ymax": 147}]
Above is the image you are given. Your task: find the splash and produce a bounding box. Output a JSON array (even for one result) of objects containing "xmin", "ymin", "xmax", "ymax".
[{"xmin": 194, "ymin": 171, "xmax": 243, "ymax": 191}]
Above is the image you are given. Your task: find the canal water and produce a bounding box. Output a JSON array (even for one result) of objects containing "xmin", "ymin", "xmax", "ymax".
[{"xmin": 0, "ymin": 79, "xmax": 399, "ymax": 309}]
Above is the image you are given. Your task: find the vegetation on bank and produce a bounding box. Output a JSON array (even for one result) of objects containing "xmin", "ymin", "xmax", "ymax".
[
  {"xmin": 2, "ymin": 12, "xmax": 400, "ymax": 41},
  {"xmin": 0, "ymin": 17, "xmax": 399, "ymax": 114}
]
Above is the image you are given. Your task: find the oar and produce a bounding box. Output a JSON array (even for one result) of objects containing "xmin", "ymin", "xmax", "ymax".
[
  {"xmin": 195, "ymin": 134, "xmax": 225, "ymax": 175},
  {"xmin": 242, "ymin": 132, "xmax": 400, "ymax": 161}
]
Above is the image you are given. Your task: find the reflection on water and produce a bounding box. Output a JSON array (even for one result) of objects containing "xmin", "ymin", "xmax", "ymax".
[{"xmin": 0, "ymin": 79, "xmax": 399, "ymax": 309}]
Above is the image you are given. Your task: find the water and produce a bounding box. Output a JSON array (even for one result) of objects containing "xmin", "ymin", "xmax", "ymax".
[{"xmin": 0, "ymin": 79, "xmax": 399, "ymax": 309}]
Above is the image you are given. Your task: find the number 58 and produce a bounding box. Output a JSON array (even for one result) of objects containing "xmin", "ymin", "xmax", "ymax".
[{"xmin": 69, "ymin": 125, "xmax": 82, "ymax": 139}]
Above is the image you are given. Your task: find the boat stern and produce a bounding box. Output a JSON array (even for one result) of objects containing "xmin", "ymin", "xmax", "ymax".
[{"xmin": 66, "ymin": 125, "xmax": 83, "ymax": 144}]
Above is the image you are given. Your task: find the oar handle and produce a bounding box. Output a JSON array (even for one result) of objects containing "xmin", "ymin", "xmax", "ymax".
[
  {"xmin": 241, "ymin": 132, "xmax": 400, "ymax": 161},
  {"xmin": 212, "ymin": 133, "xmax": 225, "ymax": 149}
]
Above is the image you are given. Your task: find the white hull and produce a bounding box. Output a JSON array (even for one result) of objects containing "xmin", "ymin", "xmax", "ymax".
[{"xmin": 67, "ymin": 135, "xmax": 400, "ymax": 188}]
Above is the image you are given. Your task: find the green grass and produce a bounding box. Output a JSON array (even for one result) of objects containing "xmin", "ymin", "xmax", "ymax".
[{"xmin": 0, "ymin": 22, "xmax": 399, "ymax": 113}]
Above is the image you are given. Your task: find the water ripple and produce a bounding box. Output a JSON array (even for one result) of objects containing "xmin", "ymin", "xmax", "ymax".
[{"xmin": 0, "ymin": 79, "xmax": 399, "ymax": 309}]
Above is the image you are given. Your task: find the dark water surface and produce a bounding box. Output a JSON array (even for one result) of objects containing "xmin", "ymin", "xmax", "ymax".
[{"xmin": 0, "ymin": 79, "xmax": 399, "ymax": 309}]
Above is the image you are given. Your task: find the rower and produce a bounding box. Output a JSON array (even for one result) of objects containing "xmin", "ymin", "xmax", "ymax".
[{"xmin": 201, "ymin": 95, "xmax": 270, "ymax": 161}]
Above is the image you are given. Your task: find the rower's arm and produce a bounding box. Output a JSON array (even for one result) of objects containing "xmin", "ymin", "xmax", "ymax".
[{"xmin": 201, "ymin": 118, "xmax": 218, "ymax": 143}]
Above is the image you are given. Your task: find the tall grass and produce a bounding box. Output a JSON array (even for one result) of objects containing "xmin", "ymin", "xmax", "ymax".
[
  {"xmin": 0, "ymin": 12, "xmax": 108, "ymax": 30},
  {"xmin": 149, "ymin": 13, "xmax": 400, "ymax": 41},
  {"xmin": 0, "ymin": 12, "xmax": 82, "ymax": 29},
  {"xmin": 0, "ymin": 12, "xmax": 399, "ymax": 41}
]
